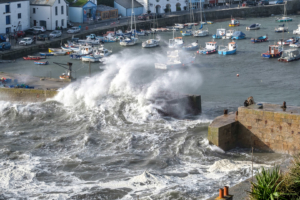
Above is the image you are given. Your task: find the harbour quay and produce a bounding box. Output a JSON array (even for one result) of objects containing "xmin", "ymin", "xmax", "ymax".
[
  {"xmin": 208, "ymin": 103, "xmax": 300, "ymax": 155},
  {"xmin": 1, "ymin": 1, "xmax": 300, "ymax": 60}
]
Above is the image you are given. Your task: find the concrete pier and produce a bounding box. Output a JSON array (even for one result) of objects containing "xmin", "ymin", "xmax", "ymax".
[{"xmin": 208, "ymin": 103, "xmax": 300, "ymax": 155}]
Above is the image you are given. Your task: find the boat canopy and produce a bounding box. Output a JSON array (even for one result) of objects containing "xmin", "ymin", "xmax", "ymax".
[
  {"xmin": 249, "ymin": 24, "xmax": 257, "ymax": 28},
  {"xmin": 232, "ymin": 31, "xmax": 246, "ymax": 37}
]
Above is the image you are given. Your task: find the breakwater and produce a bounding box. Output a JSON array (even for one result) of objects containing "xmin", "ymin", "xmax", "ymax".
[
  {"xmin": 0, "ymin": 88, "xmax": 58, "ymax": 102},
  {"xmin": 0, "ymin": 1, "xmax": 299, "ymax": 60},
  {"xmin": 208, "ymin": 103, "xmax": 300, "ymax": 155}
]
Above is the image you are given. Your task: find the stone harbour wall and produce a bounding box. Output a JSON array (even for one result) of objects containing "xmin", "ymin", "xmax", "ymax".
[{"xmin": 0, "ymin": 88, "xmax": 58, "ymax": 102}]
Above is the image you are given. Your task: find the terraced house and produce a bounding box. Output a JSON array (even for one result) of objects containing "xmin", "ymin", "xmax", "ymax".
[
  {"xmin": 0, "ymin": 0, "xmax": 30, "ymax": 34},
  {"xmin": 30, "ymin": 0, "xmax": 69, "ymax": 30}
]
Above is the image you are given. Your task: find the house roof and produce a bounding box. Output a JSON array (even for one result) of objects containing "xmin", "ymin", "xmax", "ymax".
[
  {"xmin": 0, "ymin": 0, "xmax": 29, "ymax": 3},
  {"xmin": 114, "ymin": 0, "xmax": 143, "ymax": 9},
  {"xmin": 67, "ymin": 0, "xmax": 96, "ymax": 7},
  {"xmin": 30, "ymin": 0, "xmax": 56, "ymax": 6}
]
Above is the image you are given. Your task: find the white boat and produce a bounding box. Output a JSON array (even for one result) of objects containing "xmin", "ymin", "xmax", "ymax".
[
  {"xmin": 276, "ymin": 4, "xmax": 292, "ymax": 22},
  {"xmin": 218, "ymin": 41, "xmax": 236, "ymax": 55},
  {"xmin": 142, "ymin": 39, "xmax": 160, "ymax": 48},
  {"xmin": 293, "ymin": 24, "xmax": 300, "ymax": 35},
  {"xmin": 169, "ymin": 29, "xmax": 183, "ymax": 48},
  {"xmin": 275, "ymin": 24, "xmax": 288, "ymax": 33},
  {"xmin": 92, "ymin": 46, "xmax": 112, "ymax": 57},
  {"xmin": 154, "ymin": 50, "xmax": 195, "ymax": 70},
  {"xmin": 82, "ymin": 55, "xmax": 102, "ymax": 62},
  {"xmin": 120, "ymin": 0, "xmax": 138, "ymax": 46},
  {"xmin": 175, "ymin": 23, "xmax": 185, "ymax": 28},
  {"xmin": 246, "ymin": 23, "xmax": 261, "ymax": 30},
  {"xmin": 278, "ymin": 49, "xmax": 300, "ymax": 62},
  {"xmin": 78, "ymin": 37, "xmax": 100, "ymax": 44},
  {"xmin": 212, "ymin": 28, "xmax": 226, "ymax": 39},
  {"xmin": 193, "ymin": 24, "xmax": 209, "ymax": 37},
  {"xmin": 222, "ymin": 29, "xmax": 235, "ymax": 39},
  {"xmin": 198, "ymin": 41, "xmax": 218, "ymax": 54},
  {"xmin": 290, "ymin": 43, "xmax": 300, "ymax": 48},
  {"xmin": 72, "ymin": 46, "xmax": 93, "ymax": 54}
]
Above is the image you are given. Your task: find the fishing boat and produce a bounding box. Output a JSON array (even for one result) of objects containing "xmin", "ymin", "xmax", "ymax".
[
  {"xmin": 275, "ymin": 24, "xmax": 288, "ymax": 33},
  {"xmin": 229, "ymin": 18, "xmax": 240, "ymax": 27},
  {"xmin": 231, "ymin": 31, "xmax": 246, "ymax": 40},
  {"xmin": 246, "ymin": 23, "xmax": 261, "ymax": 30},
  {"xmin": 293, "ymin": 24, "xmax": 300, "ymax": 35},
  {"xmin": 277, "ymin": 38, "xmax": 298, "ymax": 46},
  {"xmin": 70, "ymin": 46, "xmax": 93, "ymax": 59},
  {"xmin": 278, "ymin": 49, "xmax": 300, "ymax": 62},
  {"xmin": 154, "ymin": 50, "xmax": 195, "ymax": 70},
  {"xmin": 222, "ymin": 30, "xmax": 235, "ymax": 39},
  {"xmin": 261, "ymin": 45, "xmax": 283, "ymax": 58},
  {"xmin": 53, "ymin": 51, "xmax": 67, "ymax": 56},
  {"xmin": 81, "ymin": 55, "xmax": 103, "ymax": 62},
  {"xmin": 34, "ymin": 61, "xmax": 49, "ymax": 65},
  {"xmin": 181, "ymin": 30, "xmax": 193, "ymax": 36},
  {"xmin": 218, "ymin": 41, "xmax": 236, "ymax": 55},
  {"xmin": 182, "ymin": 42, "xmax": 199, "ymax": 51},
  {"xmin": 198, "ymin": 41, "xmax": 218, "ymax": 54},
  {"xmin": 251, "ymin": 35, "xmax": 268, "ymax": 43},
  {"xmin": 212, "ymin": 28, "xmax": 226, "ymax": 39},
  {"xmin": 193, "ymin": 24, "xmax": 209, "ymax": 37},
  {"xmin": 40, "ymin": 52, "xmax": 54, "ymax": 56},
  {"xmin": 276, "ymin": 4, "xmax": 292, "ymax": 22},
  {"xmin": 169, "ymin": 29, "xmax": 184, "ymax": 49},
  {"xmin": 59, "ymin": 72, "xmax": 71, "ymax": 80},
  {"xmin": 142, "ymin": 39, "xmax": 160, "ymax": 48},
  {"xmin": 23, "ymin": 56, "xmax": 42, "ymax": 60}
]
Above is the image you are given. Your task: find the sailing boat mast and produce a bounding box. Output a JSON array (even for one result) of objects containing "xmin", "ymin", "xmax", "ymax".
[
  {"xmin": 200, "ymin": 0, "xmax": 202, "ymax": 23},
  {"xmin": 131, "ymin": 0, "xmax": 133, "ymax": 31}
]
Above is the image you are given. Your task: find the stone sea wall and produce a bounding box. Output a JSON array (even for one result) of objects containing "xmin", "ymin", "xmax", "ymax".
[{"xmin": 0, "ymin": 88, "xmax": 58, "ymax": 102}]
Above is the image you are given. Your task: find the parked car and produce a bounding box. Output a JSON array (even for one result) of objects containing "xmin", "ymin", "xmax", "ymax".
[
  {"xmin": 67, "ymin": 27, "xmax": 80, "ymax": 34},
  {"xmin": 37, "ymin": 34, "xmax": 48, "ymax": 41},
  {"xmin": 259, "ymin": 0, "xmax": 269, "ymax": 5},
  {"xmin": 0, "ymin": 42, "xmax": 11, "ymax": 50},
  {"xmin": 31, "ymin": 26, "xmax": 46, "ymax": 33},
  {"xmin": 67, "ymin": 21, "xmax": 73, "ymax": 28},
  {"xmin": 12, "ymin": 31, "xmax": 26, "ymax": 38},
  {"xmin": 0, "ymin": 35, "xmax": 6, "ymax": 42},
  {"xmin": 19, "ymin": 37, "xmax": 33, "ymax": 45},
  {"xmin": 275, "ymin": 0, "xmax": 284, "ymax": 4},
  {"xmin": 25, "ymin": 29, "xmax": 39, "ymax": 35},
  {"xmin": 244, "ymin": 1, "xmax": 258, "ymax": 6},
  {"xmin": 49, "ymin": 30, "xmax": 62, "ymax": 38},
  {"xmin": 138, "ymin": 14, "xmax": 149, "ymax": 20}
]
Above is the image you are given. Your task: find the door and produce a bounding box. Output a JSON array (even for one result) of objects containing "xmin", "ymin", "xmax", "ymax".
[
  {"xmin": 271, "ymin": 47, "xmax": 274, "ymax": 54},
  {"xmin": 40, "ymin": 20, "xmax": 47, "ymax": 29},
  {"xmin": 34, "ymin": 20, "xmax": 37, "ymax": 26},
  {"xmin": 5, "ymin": 27, "xmax": 10, "ymax": 34}
]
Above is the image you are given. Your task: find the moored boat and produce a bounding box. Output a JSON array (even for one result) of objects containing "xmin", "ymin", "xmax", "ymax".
[
  {"xmin": 218, "ymin": 41, "xmax": 236, "ymax": 55},
  {"xmin": 246, "ymin": 23, "xmax": 261, "ymax": 30},
  {"xmin": 276, "ymin": 4, "xmax": 292, "ymax": 22},
  {"xmin": 278, "ymin": 49, "xmax": 300, "ymax": 62},
  {"xmin": 23, "ymin": 56, "xmax": 42, "ymax": 60},
  {"xmin": 212, "ymin": 28, "xmax": 226, "ymax": 39},
  {"xmin": 275, "ymin": 24, "xmax": 288, "ymax": 33},
  {"xmin": 181, "ymin": 30, "xmax": 193, "ymax": 36},
  {"xmin": 40, "ymin": 52, "xmax": 54, "ymax": 56},
  {"xmin": 277, "ymin": 38, "xmax": 298, "ymax": 46},
  {"xmin": 198, "ymin": 41, "xmax": 218, "ymax": 54},
  {"xmin": 229, "ymin": 18, "xmax": 240, "ymax": 27},
  {"xmin": 53, "ymin": 51, "xmax": 67, "ymax": 56},
  {"xmin": 169, "ymin": 37, "xmax": 183, "ymax": 49},
  {"xmin": 120, "ymin": 37, "xmax": 138, "ymax": 46},
  {"xmin": 81, "ymin": 55, "xmax": 103, "ymax": 62},
  {"xmin": 293, "ymin": 24, "xmax": 300, "ymax": 35},
  {"xmin": 142, "ymin": 39, "xmax": 160, "ymax": 48},
  {"xmin": 34, "ymin": 61, "xmax": 49, "ymax": 65},
  {"xmin": 193, "ymin": 24, "xmax": 209, "ymax": 37},
  {"xmin": 222, "ymin": 29, "xmax": 235, "ymax": 39},
  {"xmin": 261, "ymin": 45, "xmax": 283, "ymax": 58},
  {"xmin": 182, "ymin": 42, "xmax": 199, "ymax": 51},
  {"xmin": 251, "ymin": 35, "xmax": 268, "ymax": 43},
  {"xmin": 290, "ymin": 43, "xmax": 300, "ymax": 48},
  {"xmin": 231, "ymin": 31, "xmax": 246, "ymax": 40}
]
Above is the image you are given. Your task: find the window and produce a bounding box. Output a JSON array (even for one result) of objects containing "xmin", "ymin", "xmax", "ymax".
[
  {"xmin": 33, "ymin": 8, "xmax": 36, "ymax": 13},
  {"xmin": 61, "ymin": 6, "xmax": 64, "ymax": 14},
  {"xmin": 66, "ymin": 6, "xmax": 68, "ymax": 16},
  {"xmin": 55, "ymin": 6, "xmax": 57, "ymax": 15},
  {"xmin": 17, "ymin": 3, "xmax": 21, "ymax": 8},
  {"xmin": 55, "ymin": 20, "xmax": 58, "ymax": 27},
  {"xmin": 6, "ymin": 15, "xmax": 10, "ymax": 24},
  {"xmin": 18, "ymin": 13, "xmax": 21, "ymax": 19},
  {"xmin": 61, "ymin": 19, "xmax": 64, "ymax": 26},
  {"xmin": 5, "ymin": 5, "xmax": 10, "ymax": 13},
  {"xmin": 58, "ymin": 0, "xmax": 60, "ymax": 3}
]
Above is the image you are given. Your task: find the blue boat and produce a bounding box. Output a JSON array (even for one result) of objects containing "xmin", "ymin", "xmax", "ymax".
[
  {"xmin": 212, "ymin": 29, "xmax": 226, "ymax": 39},
  {"xmin": 182, "ymin": 42, "xmax": 199, "ymax": 51},
  {"xmin": 181, "ymin": 30, "xmax": 193, "ymax": 36},
  {"xmin": 251, "ymin": 35, "xmax": 268, "ymax": 43},
  {"xmin": 261, "ymin": 45, "xmax": 283, "ymax": 58},
  {"xmin": 39, "ymin": 52, "xmax": 54, "ymax": 56},
  {"xmin": 231, "ymin": 31, "xmax": 246, "ymax": 40},
  {"xmin": 218, "ymin": 42, "xmax": 236, "ymax": 55},
  {"xmin": 34, "ymin": 61, "xmax": 49, "ymax": 65}
]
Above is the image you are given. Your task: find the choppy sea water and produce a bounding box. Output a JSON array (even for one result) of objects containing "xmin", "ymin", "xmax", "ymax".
[{"xmin": 0, "ymin": 15, "xmax": 299, "ymax": 199}]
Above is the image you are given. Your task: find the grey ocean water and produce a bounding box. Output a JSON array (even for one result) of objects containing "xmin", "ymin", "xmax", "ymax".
[{"xmin": 0, "ymin": 16, "xmax": 299, "ymax": 199}]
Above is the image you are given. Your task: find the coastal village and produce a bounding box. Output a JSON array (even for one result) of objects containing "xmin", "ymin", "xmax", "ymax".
[{"xmin": 1, "ymin": 0, "xmax": 300, "ymax": 199}]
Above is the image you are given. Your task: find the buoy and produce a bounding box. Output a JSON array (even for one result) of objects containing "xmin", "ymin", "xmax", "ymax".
[{"xmin": 237, "ymin": 74, "xmax": 239, "ymax": 77}]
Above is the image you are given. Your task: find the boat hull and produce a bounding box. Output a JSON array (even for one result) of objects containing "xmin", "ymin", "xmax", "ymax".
[
  {"xmin": 277, "ymin": 19, "xmax": 292, "ymax": 22},
  {"xmin": 278, "ymin": 56, "xmax": 300, "ymax": 62},
  {"xmin": 198, "ymin": 49, "xmax": 217, "ymax": 54},
  {"xmin": 251, "ymin": 37, "xmax": 268, "ymax": 43},
  {"xmin": 232, "ymin": 36, "xmax": 246, "ymax": 40},
  {"xmin": 212, "ymin": 35, "xmax": 223, "ymax": 39},
  {"xmin": 261, "ymin": 52, "xmax": 282, "ymax": 58},
  {"xmin": 40, "ymin": 53, "xmax": 54, "ymax": 56},
  {"xmin": 219, "ymin": 49, "xmax": 236, "ymax": 55},
  {"xmin": 34, "ymin": 61, "xmax": 49, "ymax": 65},
  {"xmin": 229, "ymin": 23, "xmax": 240, "ymax": 27}
]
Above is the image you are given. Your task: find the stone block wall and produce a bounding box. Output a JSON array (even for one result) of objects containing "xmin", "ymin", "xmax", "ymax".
[
  {"xmin": 0, "ymin": 88, "xmax": 58, "ymax": 102},
  {"xmin": 237, "ymin": 106, "xmax": 300, "ymax": 155}
]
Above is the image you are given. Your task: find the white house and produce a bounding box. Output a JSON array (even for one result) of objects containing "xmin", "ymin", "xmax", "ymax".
[
  {"xmin": 136, "ymin": 0, "xmax": 189, "ymax": 14},
  {"xmin": 0, "ymin": 0, "xmax": 30, "ymax": 34},
  {"xmin": 114, "ymin": 0, "xmax": 143, "ymax": 17},
  {"xmin": 30, "ymin": 0, "xmax": 68, "ymax": 30}
]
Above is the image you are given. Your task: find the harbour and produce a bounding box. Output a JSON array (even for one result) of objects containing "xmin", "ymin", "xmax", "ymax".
[{"xmin": 1, "ymin": 1, "xmax": 300, "ymax": 199}]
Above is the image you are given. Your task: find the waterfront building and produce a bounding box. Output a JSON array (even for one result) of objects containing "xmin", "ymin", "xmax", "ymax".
[
  {"xmin": 68, "ymin": 0, "xmax": 97, "ymax": 23},
  {"xmin": 114, "ymin": 0, "xmax": 143, "ymax": 16},
  {"xmin": 96, "ymin": 5, "xmax": 118, "ymax": 21},
  {"xmin": 136, "ymin": 0, "xmax": 189, "ymax": 14},
  {"xmin": 0, "ymin": 0, "xmax": 30, "ymax": 34},
  {"xmin": 30, "ymin": 0, "xmax": 69, "ymax": 30}
]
